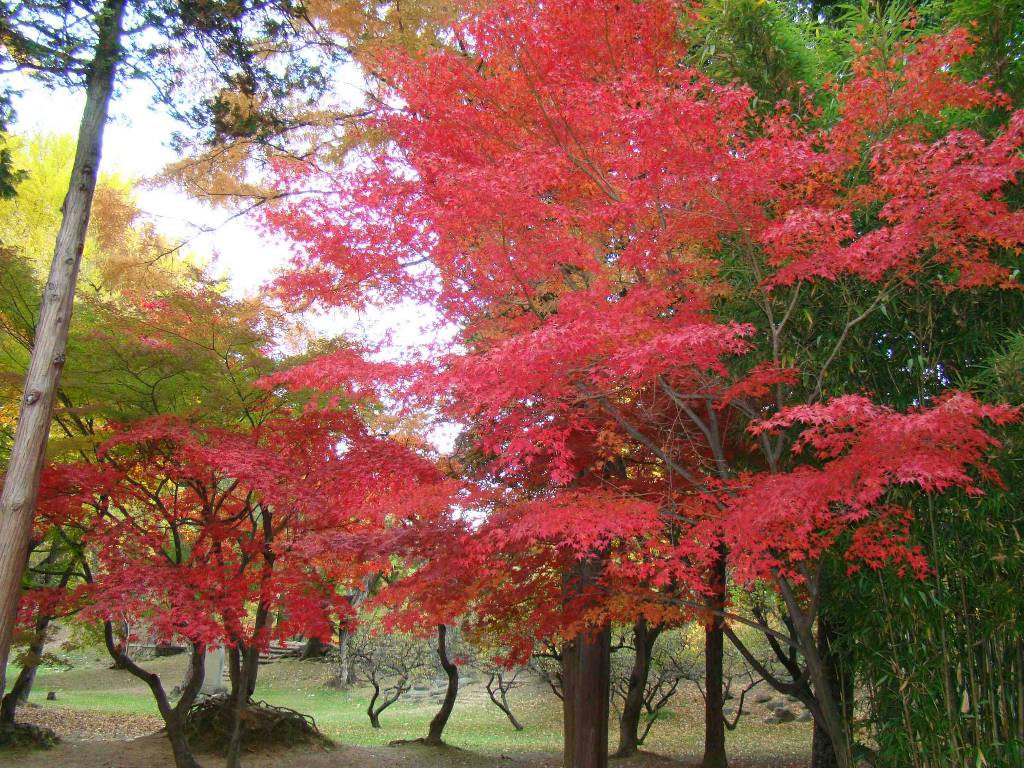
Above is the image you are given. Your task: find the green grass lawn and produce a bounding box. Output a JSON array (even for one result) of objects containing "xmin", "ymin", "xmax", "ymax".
[{"xmin": 6, "ymin": 651, "xmax": 811, "ymax": 762}]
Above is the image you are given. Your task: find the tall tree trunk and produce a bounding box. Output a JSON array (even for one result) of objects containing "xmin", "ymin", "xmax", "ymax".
[
  {"xmin": 615, "ymin": 618, "xmax": 662, "ymax": 757},
  {"xmin": 0, "ymin": 0, "xmax": 127, "ymax": 692},
  {"xmin": 562, "ymin": 641, "xmax": 576, "ymax": 766},
  {"xmin": 562, "ymin": 625, "xmax": 611, "ymax": 768},
  {"xmin": 703, "ymin": 549, "xmax": 728, "ymax": 768},
  {"xmin": 425, "ymin": 624, "xmax": 459, "ymax": 745},
  {"xmin": 561, "ymin": 557, "xmax": 610, "ymax": 768}
]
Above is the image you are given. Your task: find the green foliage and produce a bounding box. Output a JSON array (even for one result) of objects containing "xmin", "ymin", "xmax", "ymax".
[
  {"xmin": 0, "ymin": 132, "xmax": 304, "ymax": 466},
  {"xmin": 688, "ymin": 0, "xmax": 820, "ymax": 107},
  {"xmin": 977, "ymin": 332, "xmax": 1024, "ymax": 404},
  {"xmin": 701, "ymin": 9, "xmax": 1024, "ymax": 763},
  {"xmin": 834, "ymin": 335, "xmax": 1024, "ymax": 767},
  {"xmin": 0, "ymin": 91, "xmax": 25, "ymax": 198},
  {"xmin": 0, "ymin": 1, "xmax": 331, "ymax": 149},
  {"xmin": 806, "ymin": 0, "xmax": 924, "ymax": 75},
  {"xmin": 945, "ymin": 0, "xmax": 1024, "ymax": 104},
  {"xmin": 838, "ymin": 491, "xmax": 1023, "ymax": 766},
  {"xmin": 792, "ymin": 0, "xmax": 1024, "ymax": 102}
]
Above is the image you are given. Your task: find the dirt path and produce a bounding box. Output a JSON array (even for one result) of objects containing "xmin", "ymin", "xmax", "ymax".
[
  {"xmin": 0, "ymin": 735, "xmax": 637, "ymax": 768},
  {"xmin": 0, "ymin": 734, "xmax": 805, "ymax": 768}
]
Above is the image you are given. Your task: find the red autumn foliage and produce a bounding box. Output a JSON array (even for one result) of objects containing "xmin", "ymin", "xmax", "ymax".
[
  {"xmin": 260, "ymin": 0, "xmax": 1023, "ymax": 664},
  {"xmin": 720, "ymin": 393, "xmax": 1019, "ymax": 583},
  {"xmin": 33, "ymin": 408, "xmax": 448, "ymax": 652}
]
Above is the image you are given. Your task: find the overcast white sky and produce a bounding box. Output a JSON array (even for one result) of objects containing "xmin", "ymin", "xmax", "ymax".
[
  {"xmin": 14, "ymin": 81, "xmax": 280, "ymax": 293},
  {"xmin": 11, "ymin": 76, "xmax": 442, "ymax": 359}
]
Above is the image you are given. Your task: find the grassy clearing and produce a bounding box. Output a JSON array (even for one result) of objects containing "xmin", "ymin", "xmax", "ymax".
[{"xmin": 6, "ymin": 652, "xmax": 810, "ymax": 762}]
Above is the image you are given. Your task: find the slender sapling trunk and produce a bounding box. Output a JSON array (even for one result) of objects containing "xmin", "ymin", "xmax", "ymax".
[
  {"xmin": 104, "ymin": 622, "xmax": 205, "ymax": 768},
  {"xmin": 615, "ymin": 618, "xmax": 662, "ymax": 757},
  {"xmin": 426, "ymin": 624, "xmax": 459, "ymax": 745}
]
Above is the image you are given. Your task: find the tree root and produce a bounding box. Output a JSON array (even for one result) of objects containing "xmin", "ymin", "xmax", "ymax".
[
  {"xmin": 183, "ymin": 695, "xmax": 330, "ymax": 754},
  {"xmin": 0, "ymin": 722, "xmax": 59, "ymax": 750}
]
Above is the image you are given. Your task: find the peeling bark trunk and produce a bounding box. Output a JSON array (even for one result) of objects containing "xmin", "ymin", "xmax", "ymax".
[
  {"xmin": 0, "ymin": 0, "xmax": 127, "ymax": 692},
  {"xmin": 426, "ymin": 624, "xmax": 459, "ymax": 745}
]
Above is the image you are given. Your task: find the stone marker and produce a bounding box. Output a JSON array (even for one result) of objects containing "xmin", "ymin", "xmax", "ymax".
[{"xmin": 200, "ymin": 646, "xmax": 228, "ymax": 696}]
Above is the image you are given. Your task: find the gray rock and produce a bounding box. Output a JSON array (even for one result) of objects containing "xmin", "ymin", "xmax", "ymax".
[
  {"xmin": 46, "ymin": 691, "xmax": 57, "ymax": 701},
  {"xmin": 797, "ymin": 710, "xmax": 813, "ymax": 722},
  {"xmin": 754, "ymin": 693, "xmax": 773, "ymax": 704},
  {"xmin": 772, "ymin": 707, "xmax": 796, "ymax": 723},
  {"xmin": 763, "ymin": 715, "xmax": 781, "ymax": 725}
]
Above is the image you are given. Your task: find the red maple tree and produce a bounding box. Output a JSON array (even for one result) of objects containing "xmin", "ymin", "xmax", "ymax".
[
  {"xmin": 261, "ymin": 2, "xmax": 1024, "ymax": 765},
  {"xmin": 33, "ymin": 403, "xmax": 445, "ymax": 768}
]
